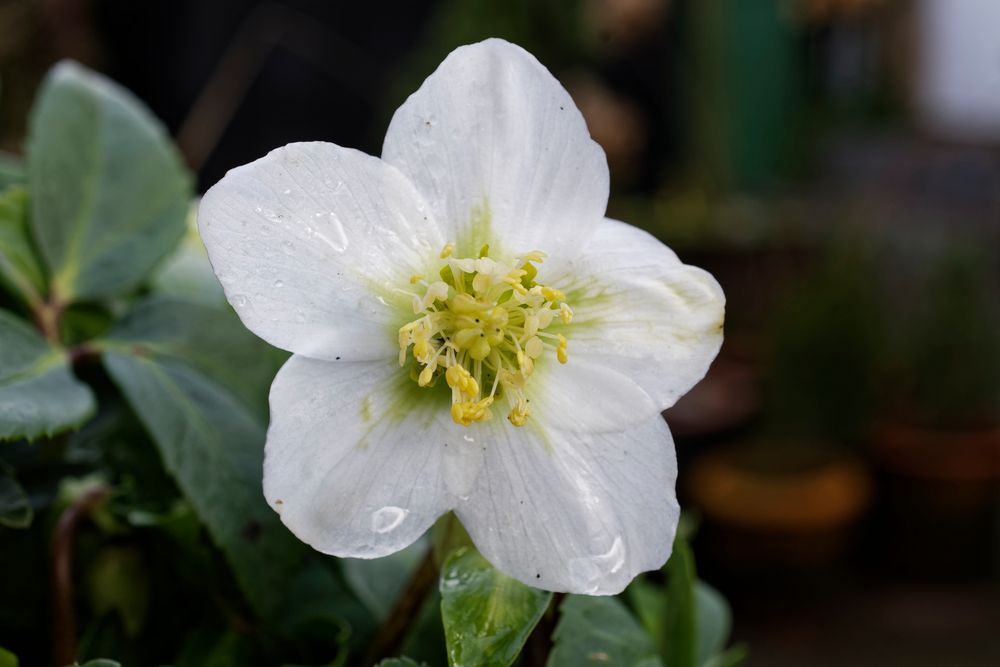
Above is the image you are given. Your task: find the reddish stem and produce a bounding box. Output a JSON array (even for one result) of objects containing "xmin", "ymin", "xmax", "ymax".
[{"xmin": 51, "ymin": 485, "xmax": 109, "ymax": 667}]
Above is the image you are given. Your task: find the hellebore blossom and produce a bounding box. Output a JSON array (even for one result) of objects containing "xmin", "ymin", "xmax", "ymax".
[{"xmin": 198, "ymin": 39, "xmax": 724, "ymax": 594}]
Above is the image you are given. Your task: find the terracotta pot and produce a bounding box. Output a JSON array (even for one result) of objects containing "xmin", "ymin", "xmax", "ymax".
[
  {"xmin": 687, "ymin": 446, "xmax": 873, "ymax": 570},
  {"xmin": 870, "ymin": 419, "xmax": 1000, "ymax": 575}
]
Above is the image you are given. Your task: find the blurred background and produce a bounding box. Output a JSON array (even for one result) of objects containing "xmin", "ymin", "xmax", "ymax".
[{"xmin": 2, "ymin": 0, "xmax": 998, "ymax": 664}]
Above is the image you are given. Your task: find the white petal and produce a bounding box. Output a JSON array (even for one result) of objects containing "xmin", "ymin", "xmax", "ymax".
[
  {"xmin": 382, "ymin": 39, "xmax": 608, "ymax": 260},
  {"xmin": 455, "ymin": 414, "xmax": 679, "ymax": 594},
  {"xmin": 526, "ymin": 355, "xmax": 660, "ymax": 432},
  {"xmin": 264, "ymin": 355, "xmax": 465, "ymax": 558},
  {"xmin": 199, "ymin": 142, "xmax": 443, "ymax": 361},
  {"xmin": 555, "ymin": 218, "xmax": 725, "ymax": 410}
]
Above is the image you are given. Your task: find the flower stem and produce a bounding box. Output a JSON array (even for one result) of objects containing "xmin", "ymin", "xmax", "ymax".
[
  {"xmin": 50, "ymin": 484, "xmax": 110, "ymax": 667},
  {"xmin": 362, "ymin": 547, "xmax": 438, "ymax": 667}
]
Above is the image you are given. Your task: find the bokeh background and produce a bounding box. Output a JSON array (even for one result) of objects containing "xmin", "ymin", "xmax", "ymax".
[{"xmin": 2, "ymin": 1, "xmax": 998, "ymax": 665}]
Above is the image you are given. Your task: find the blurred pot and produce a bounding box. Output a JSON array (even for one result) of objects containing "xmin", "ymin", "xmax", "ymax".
[
  {"xmin": 688, "ymin": 444, "xmax": 873, "ymax": 571},
  {"xmin": 870, "ymin": 419, "xmax": 1000, "ymax": 576}
]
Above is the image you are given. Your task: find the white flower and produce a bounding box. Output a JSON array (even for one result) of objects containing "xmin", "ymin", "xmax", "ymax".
[{"xmin": 198, "ymin": 39, "xmax": 724, "ymax": 595}]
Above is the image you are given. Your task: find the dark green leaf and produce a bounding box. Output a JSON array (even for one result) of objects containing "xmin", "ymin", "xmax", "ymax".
[
  {"xmin": 103, "ymin": 296, "xmax": 286, "ymax": 415},
  {"xmin": 0, "ymin": 463, "xmax": 32, "ymax": 528},
  {"xmin": 377, "ymin": 659, "xmax": 430, "ymax": 667},
  {"xmin": 0, "ymin": 185, "xmax": 45, "ymax": 305},
  {"xmin": 547, "ymin": 595, "xmax": 661, "ymax": 667},
  {"xmin": 102, "ymin": 349, "xmax": 304, "ymax": 620},
  {"xmin": 0, "ymin": 310, "xmax": 95, "ymax": 440},
  {"xmin": 662, "ymin": 536, "xmax": 697, "ymax": 667},
  {"xmin": 440, "ymin": 546, "xmax": 551, "ymax": 667},
  {"xmin": 703, "ymin": 646, "xmax": 748, "ymax": 667},
  {"xmin": 343, "ymin": 539, "xmax": 429, "ymax": 621},
  {"xmin": 627, "ymin": 577, "xmax": 662, "ymax": 639},
  {"xmin": 86, "ymin": 545, "xmax": 149, "ymax": 636},
  {"xmin": 27, "ymin": 61, "xmax": 190, "ymax": 302}
]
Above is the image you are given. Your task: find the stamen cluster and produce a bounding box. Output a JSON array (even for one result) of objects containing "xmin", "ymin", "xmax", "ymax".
[{"xmin": 398, "ymin": 244, "xmax": 572, "ymax": 427}]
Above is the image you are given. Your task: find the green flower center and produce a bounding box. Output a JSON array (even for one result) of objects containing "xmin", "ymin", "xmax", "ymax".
[{"xmin": 398, "ymin": 243, "xmax": 571, "ymax": 427}]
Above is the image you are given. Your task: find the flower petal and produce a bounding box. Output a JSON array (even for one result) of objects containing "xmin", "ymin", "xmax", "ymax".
[
  {"xmin": 382, "ymin": 39, "xmax": 608, "ymax": 260},
  {"xmin": 555, "ymin": 218, "xmax": 725, "ymax": 410},
  {"xmin": 526, "ymin": 355, "xmax": 660, "ymax": 432},
  {"xmin": 199, "ymin": 142, "xmax": 444, "ymax": 361},
  {"xmin": 264, "ymin": 355, "xmax": 460, "ymax": 558},
  {"xmin": 455, "ymin": 414, "xmax": 679, "ymax": 594}
]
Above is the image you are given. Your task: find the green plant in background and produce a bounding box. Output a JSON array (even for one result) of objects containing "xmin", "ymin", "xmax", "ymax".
[
  {"xmin": 895, "ymin": 243, "xmax": 1000, "ymax": 428},
  {"xmin": 765, "ymin": 240, "xmax": 882, "ymax": 447},
  {"xmin": 0, "ymin": 60, "xmax": 743, "ymax": 666}
]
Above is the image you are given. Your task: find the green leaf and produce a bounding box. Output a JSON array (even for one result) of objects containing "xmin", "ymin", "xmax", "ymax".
[
  {"xmin": 662, "ymin": 536, "xmax": 697, "ymax": 667},
  {"xmin": 86, "ymin": 545, "xmax": 149, "ymax": 636},
  {"xmin": 27, "ymin": 60, "xmax": 191, "ymax": 302},
  {"xmin": 703, "ymin": 647, "xmax": 748, "ymax": 667},
  {"xmin": 547, "ymin": 595, "xmax": 661, "ymax": 667},
  {"xmin": 440, "ymin": 546, "xmax": 551, "ymax": 667},
  {"xmin": 75, "ymin": 661, "xmax": 121, "ymax": 667},
  {"xmin": 0, "ymin": 310, "xmax": 95, "ymax": 440},
  {"xmin": 343, "ymin": 539, "xmax": 429, "ymax": 621},
  {"xmin": 0, "ymin": 185, "xmax": 45, "ymax": 305},
  {"xmin": 102, "ymin": 296, "xmax": 285, "ymax": 415},
  {"xmin": 0, "ymin": 153, "xmax": 23, "ymax": 190},
  {"xmin": 630, "ymin": 576, "xmax": 734, "ymax": 667},
  {"xmin": 377, "ymin": 659, "xmax": 430, "ymax": 667},
  {"xmin": 695, "ymin": 582, "xmax": 732, "ymax": 667},
  {"xmin": 0, "ymin": 463, "xmax": 32, "ymax": 528},
  {"xmin": 150, "ymin": 206, "xmax": 226, "ymax": 307},
  {"xmin": 101, "ymin": 347, "xmax": 304, "ymax": 620},
  {"xmin": 0, "ymin": 645, "xmax": 17, "ymax": 667}
]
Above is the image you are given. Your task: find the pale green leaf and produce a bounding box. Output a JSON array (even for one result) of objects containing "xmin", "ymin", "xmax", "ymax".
[
  {"xmin": 102, "ymin": 349, "xmax": 304, "ymax": 619},
  {"xmin": 0, "ymin": 310, "xmax": 95, "ymax": 440},
  {"xmin": 547, "ymin": 595, "xmax": 661, "ymax": 667},
  {"xmin": 440, "ymin": 546, "xmax": 551, "ymax": 667},
  {"xmin": 74, "ymin": 661, "xmax": 121, "ymax": 667},
  {"xmin": 27, "ymin": 60, "xmax": 191, "ymax": 302},
  {"xmin": 0, "ymin": 186, "xmax": 45, "ymax": 305}
]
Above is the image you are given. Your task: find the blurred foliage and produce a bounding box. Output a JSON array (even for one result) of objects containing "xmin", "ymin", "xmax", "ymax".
[
  {"xmin": 765, "ymin": 240, "xmax": 881, "ymax": 446},
  {"xmin": 0, "ymin": 58, "xmax": 741, "ymax": 667},
  {"xmin": 893, "ymin": 243, "xmax": 1000, "ymax": 428}
]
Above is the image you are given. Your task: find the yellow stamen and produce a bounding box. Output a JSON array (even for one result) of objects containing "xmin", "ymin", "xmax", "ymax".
[{"xmin": 397, "ymin": 245, "xmax": 572, "ymax": 427}]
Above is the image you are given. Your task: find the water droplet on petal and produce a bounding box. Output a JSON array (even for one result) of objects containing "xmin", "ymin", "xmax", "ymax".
[
  {"xmin": 568, "ymin": 536, "xmax": 626, "ymax": 594},
  {"xmin": 371, "ymin": 506, "xmax": 408, "ymax": 534},
  {"xmin": 273, "ymin": 280, "xmax": 284, "ymax": 288}
]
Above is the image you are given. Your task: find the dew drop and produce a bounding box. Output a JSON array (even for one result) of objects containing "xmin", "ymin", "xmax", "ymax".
[
  {"xmin": 371, "ymin": 506, "xmax": 408, "ymax": 534},
  {"xmin": 273, "ymin": 280, "xmax": 284, "ymax": 288}
]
